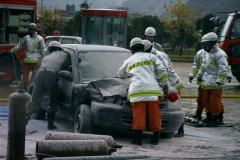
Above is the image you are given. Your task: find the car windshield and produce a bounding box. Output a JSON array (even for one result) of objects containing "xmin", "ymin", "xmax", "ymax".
[
  {"xmin": 78, "ymin": 51, "xmax": 131, "ymax": 80},
  {"xmin": 46, "ymin": 37, "xmax": 60, "ymax": 46},
  {"xmin": 61, "ymin": 38, "xmax": 75, "ymax": 44}
]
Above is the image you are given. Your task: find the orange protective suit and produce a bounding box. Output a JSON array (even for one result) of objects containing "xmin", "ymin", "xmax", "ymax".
[
  {"xmin": 22, "ymin": 63, "xmax": 38, "ymax": 84},
  {"xmin": 202, "ymin": 89, "xmax": 223, "ymax": 115},
  {"xmin": 131, "ymin": 98, "xmax": 162, "ymax": 131},
  {"xmin": 197, "ymin": 86, "xmax": 205, "ymax": 110}
]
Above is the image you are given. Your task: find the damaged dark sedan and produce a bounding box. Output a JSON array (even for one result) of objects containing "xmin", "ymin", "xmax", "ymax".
[{"xmin": 54, "ymin": 44, "xmax": 184, "ymax": 138}]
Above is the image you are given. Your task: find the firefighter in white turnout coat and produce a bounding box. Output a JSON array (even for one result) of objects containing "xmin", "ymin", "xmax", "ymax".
[
  {"xmin": 118, "ymin": 37, "xmax": 168, "ymax": 145},
  {"xmin": 144, "ymin": 27, "xmax": 165, "ymax": 52},
  {"xmin": 143, "ymin": 40, "xmax": 184, "ymax": 91},
  {"xmin": 11, "ymin": 23, "xmax": 46, "ymax": 87},
  {"xmin": 143, "ymin": 39, "xmax": 185, "ymax": 137},
  {"xmin": 197, "ymin": 32, "xmax": 231, "ymax": 126},
  {"xmin": 189, "ymin": 48, "xmax": 207, "ymax": 123}
]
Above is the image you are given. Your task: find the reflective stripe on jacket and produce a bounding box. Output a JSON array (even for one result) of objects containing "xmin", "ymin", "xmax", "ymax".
[
  {"xmin": 199, "ymin": 46, "xmax": 229, "ymax": 90},
  {"xmin": 152, "ymin": 49, "xmax": 183, "ymax": 90},
  {"xmin": 118, "ymin": 52, "xmax": 168, "ymax": 102},
  {"xmin": 11, "ymin": 33, "xmax": 46, "ymax": 63}
]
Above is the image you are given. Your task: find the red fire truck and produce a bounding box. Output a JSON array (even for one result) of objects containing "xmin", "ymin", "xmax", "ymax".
[
  {"xmin": 217, "ymin": 11, "xmax": 240, "ymax": 82},
  {"xmin": 0, "ymin": 0, "xmax": 37, "ymax": 85}
]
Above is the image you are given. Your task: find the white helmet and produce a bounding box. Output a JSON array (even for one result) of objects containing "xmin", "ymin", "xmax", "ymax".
[
  {"xmin": 201, "ymin": 32, "xmax": 218, "ymax": 42},
  {"xmin": 144, "ymin": 27, "xmax": 156, "ymax": 36},
  {"xmin": 129, "ymin": 37, "xmax": 144, "ymax": 48},
  {"xmin": 28, "ymin": 23, "xmax": 37, "ymax": 30},
  {"xmin": 48, "ymin": 41, "xmax": 62, "ymax": 50},
  {"xmin": 142, "ymin": 40, "xmax": 152, "ymax": 51}
]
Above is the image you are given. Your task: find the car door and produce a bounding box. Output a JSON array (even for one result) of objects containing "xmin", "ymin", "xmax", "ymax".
[{"xmin": 57, "ymin": 49, "xmax": 75, "ymax": 116}]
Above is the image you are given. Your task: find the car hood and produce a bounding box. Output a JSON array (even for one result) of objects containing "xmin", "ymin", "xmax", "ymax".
[{"xmin": 86, "ymin": 78, "xmax": 130, "ymax": 99}]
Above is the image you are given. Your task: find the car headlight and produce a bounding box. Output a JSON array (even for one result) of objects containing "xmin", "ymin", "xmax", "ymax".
[{"xmin": 167, "ymin": 93, "xmax": 182, "ymax": 111}]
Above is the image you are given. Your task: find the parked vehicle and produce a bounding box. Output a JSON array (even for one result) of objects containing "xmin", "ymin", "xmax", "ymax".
[
  {"xmin": 45, "ymin": 36, "xmax": 82, "ymax": 46},
  {"xmin": 30, "ymin": 44, "xmax": 184, "ymax": 138}
]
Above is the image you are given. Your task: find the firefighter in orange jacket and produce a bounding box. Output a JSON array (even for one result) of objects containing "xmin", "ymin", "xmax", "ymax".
[{"xmin": 118, "ymin": 37, "xmax": 168, "ymax": 145}]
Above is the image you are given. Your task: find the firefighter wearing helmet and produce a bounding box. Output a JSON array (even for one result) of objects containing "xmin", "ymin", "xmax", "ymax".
[
  {"xmin": 118, "ymin": 37, "xmax": 168, "ymax": 145},
  {"xmin": 48, "ymin": 41, "xmax": 63, "ymax": 52},
  {"xmin": 11, "ymin": 23, "xmax": 46, "ymax": 88},
  {"xmin": 28, "ymin": 41, "xmax": 71, "ymax": 130},
  {"xmin": 144, "ymin": 27, "xmax": 164, "ymax": 52},
  {"xmin": 189, "ymin": 32, "xmax": 232, "ymax": 126},
  {"xmin": 143, "ymin": 39, "xmax": 185, "ymax": 137}
]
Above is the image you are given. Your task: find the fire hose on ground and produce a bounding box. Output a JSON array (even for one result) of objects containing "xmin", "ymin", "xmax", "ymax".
[
  {"xmin": 36, "ymin": 140, "xmax": 115, "ymax": 160},
  {"xmin": 35, "ymin": 131, "xmax": 125, "ymax": 159},
  {"xmin": 44, "ymin": 131, "xmax": 121, "ymax": 148}
]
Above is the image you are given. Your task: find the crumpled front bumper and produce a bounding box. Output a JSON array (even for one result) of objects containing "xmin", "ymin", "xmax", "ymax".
[{"xmin": 90, "ymin": 100, "xmax": 185, "ymax": 134}]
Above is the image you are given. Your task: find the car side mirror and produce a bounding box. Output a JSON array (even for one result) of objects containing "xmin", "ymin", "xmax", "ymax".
[{"xmin": 58, "ymin": 70, "xmax": 72, "ymax": 81}]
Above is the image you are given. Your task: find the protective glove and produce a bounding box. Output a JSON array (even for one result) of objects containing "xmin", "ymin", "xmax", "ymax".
[
  {"xmin": 189, "ymin": 76, "xmax": 194, "ymax": 83},
  {"xmin": 162, "ymin": 85, "xmax": 169, "ymax": 101},
  {"xmin": 226, "ymin": 76, "xmax": 232, "ymax": 83}
]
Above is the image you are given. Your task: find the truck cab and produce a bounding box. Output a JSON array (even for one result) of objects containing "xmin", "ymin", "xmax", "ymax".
[
  {"xmin": 0, "ymin": 0, "xmax": 37, "ymax": 85},
  {"xmin": 217, "ymin": 11, "xmax": 240, "ymax": 82}
]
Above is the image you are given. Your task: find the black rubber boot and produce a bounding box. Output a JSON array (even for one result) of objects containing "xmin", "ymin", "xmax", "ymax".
[
  {"xmin": 203, "ymin": 112, "xmax": 212, "ymax": 124},
  {"xmin": 47, "ymin": 112, "xmax": 57, "ymax": 130},
  {"xmin": 196, "ymin": 109, "xmax": 203, "ymax": 121},
  {"xmin": 218, "ymin": 112, "xmax": 224, "ymax": 125},
  {"xmin": 192, "ymin": 109, "xmax": 203, "ymax": 126},
  {"xmin": 150, "ymin": 131, "xmax": 160, "ymax": 145},
  {"xmin": 210, "ymin": 115, "xmax": 219, "ymax": 127},
  {"xmin": 131, "ymin": 130, "xmax": 142, "ymax": 146}
]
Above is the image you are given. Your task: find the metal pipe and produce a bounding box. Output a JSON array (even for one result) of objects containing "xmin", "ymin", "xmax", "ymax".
[
  {"xmin": 36, "ymin": 140, "xmax": 111, "ymax": 160},
  {"xmin": 42, "ymin": 155, "xmax": 150, "ymax": 160},
  {"xmin": 6, "ymin": 87, "xmax": 31, "ymax": 160},
  {"xmin": 45, "ymin": 131, "xmax": 117, "ymax": 148}
]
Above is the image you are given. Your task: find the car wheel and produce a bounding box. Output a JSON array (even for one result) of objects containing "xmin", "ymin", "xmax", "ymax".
[
  {"xmin": 73, "ymin": 104, "xmax": 91, "ymax": 133},
  {"xmin": 160, "ymin": 132, "xmax": 176, "ymax": 138}
]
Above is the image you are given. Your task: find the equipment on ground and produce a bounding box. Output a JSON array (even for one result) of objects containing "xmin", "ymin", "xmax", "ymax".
[
  {"xmin": 36, "ymin": 140, "xmax": 114, "ymax": 160},
  {"xmin": 7, "ymin": 85, "xmax": 31, "ymax": 160}
]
